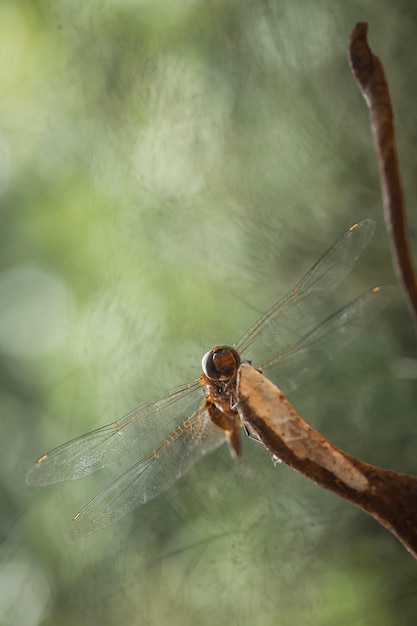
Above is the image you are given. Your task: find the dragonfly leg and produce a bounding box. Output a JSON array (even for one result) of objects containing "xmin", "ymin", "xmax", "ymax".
[{"xmin": 243, "ymin": 423, "xmax": 263, "ymax": 445}]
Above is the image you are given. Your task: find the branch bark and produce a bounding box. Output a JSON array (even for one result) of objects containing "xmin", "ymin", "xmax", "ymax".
[
  {"xmin": 348, "ymin": 22, "xmax": 417, "ymax": 330},
  {"xmin": 237, "ymin": 363, "xmax": 417, "ymax": 560}
]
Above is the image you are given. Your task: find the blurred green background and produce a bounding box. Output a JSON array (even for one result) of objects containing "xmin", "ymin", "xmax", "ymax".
[{"xmin": 1, "ymin": 0, "xmax": 417, "ymax": 625}]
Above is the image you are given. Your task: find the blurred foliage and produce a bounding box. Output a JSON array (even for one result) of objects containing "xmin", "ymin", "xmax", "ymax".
[{"xmin": 1, "ymin": 1, "xmax": 417, "ymax": 625}]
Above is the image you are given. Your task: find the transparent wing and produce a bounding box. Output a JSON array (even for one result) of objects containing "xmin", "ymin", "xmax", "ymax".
[
  {"xmin": 65, "ymin": 410, "xmax": 226, "ymax": 541},
  {"xmin": 26, "ymin": 380, "xmax": 205, "ymax": 486},
  {"xmin": 236, "ymin": 219, "xmax": 376, "ymax": 363},
  {"xmin": 258, "ymin": 285, "xmax": 394, "ymax": 393}
]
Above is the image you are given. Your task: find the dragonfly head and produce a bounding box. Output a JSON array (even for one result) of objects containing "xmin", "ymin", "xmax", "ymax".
[{"xmin": 202, "ymin": 346, "xmax": 241, "ymax": 382}]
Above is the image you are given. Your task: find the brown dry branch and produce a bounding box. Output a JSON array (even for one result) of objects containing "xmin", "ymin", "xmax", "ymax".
[
  {"xmin": 237, "ymin": 363, "xmax": 417, "ymax": 560},
  {"xmin": 349, "ymin": 22, "xmax": 417, "ymax": 330}
]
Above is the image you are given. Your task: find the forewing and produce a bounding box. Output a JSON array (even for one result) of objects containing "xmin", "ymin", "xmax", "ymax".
[
  {"xmin": 65, "ymin": 410, "xmax": 226, "ymax": 541},
  {"xmin": 259, "ymin": 286, "xmax": 393, "ymax": 393},
  {"xmin": 26, "ymin": 380, "xmax": 204, "ymax": 486},
  {"xmin": 236, "ymin": 219, "xmax": 375, "ymax": 364}
]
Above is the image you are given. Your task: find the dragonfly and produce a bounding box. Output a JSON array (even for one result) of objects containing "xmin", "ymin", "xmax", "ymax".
[{"xmin": 26, "ymin": 219, "xmax": 391, "ymax": 541}]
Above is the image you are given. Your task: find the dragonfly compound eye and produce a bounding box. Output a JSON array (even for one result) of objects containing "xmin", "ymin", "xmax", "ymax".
[{"xmin": 202, "ymin": 346, "xmax": 241, "ymax": 381}]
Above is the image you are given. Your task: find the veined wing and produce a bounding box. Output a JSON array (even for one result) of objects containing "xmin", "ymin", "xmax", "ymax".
[
  {"xmin": 236, "ymin": 219, "xmax": 375, "ymax": 364},
  {"xmin": 65, "ymin": 409, "xmax": 226, "ymax": 541},
  {"xmin": 26, "ymin": 379, "xmax": 205, "ymax": 486},
  {"xmin": 258, "ymin": 285, "xmax": 393, "ymax": 393}
]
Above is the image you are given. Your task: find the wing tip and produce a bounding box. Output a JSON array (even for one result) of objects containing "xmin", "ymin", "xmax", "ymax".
[{"xmin": 65, "ymin": 512, "xmax": 84, "ymax": 543}]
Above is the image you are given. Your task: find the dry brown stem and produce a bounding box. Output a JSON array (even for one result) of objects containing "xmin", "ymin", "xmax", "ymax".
[
  {"xmin": 237, "ymin": 364, "xmax": 417, "ymax": 560},
  {"xmin": 349, "ymin": 22, "xmax": 417, "ymax": 329}
]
